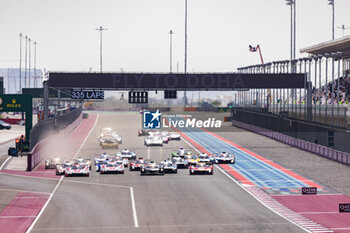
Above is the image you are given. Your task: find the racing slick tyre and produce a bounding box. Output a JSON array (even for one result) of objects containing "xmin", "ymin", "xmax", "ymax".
[
  {"xmin": 65, "ymin": 173, "xmax": 69, "ymax": 177},
  {"xmin": 129, "ymin": 166, "xmax": 133, "ymax": 171},
  {"xmin": 174, "ymin": 170, "xmax": 178, "ymax": 174},
  {"xmin": 121, "ymin": 170, "xmax": 125, "ymax": 174},
  {"xmin": 210, "ymin": 170, "xmax": 213, "ymax": 175},
  {"xmin": 232, "ymin": 160, "xmax": 235, "ymax": 164},
  {"xmin": 189, "ymin": 170, "xmax": 194, "ymax": 175},
  {"xmin": 86, "ymin": 173, "xmax": 90, "ymax": 177}
]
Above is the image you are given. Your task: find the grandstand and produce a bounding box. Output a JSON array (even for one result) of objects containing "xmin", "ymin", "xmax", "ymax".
[{"xmin": 237, "ymin": 35, "xmax": 350, "ymax": 129}]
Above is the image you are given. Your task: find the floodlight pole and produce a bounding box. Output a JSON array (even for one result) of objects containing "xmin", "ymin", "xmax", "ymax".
[
  {"xmin": 96, "ymin": 26, "xmax": 107, "ymax": 72},
  {"xmin": 28, "ymin": 38, "xmax": 31, "ymax": 88},
  {"xmin": 293, "ymin": 0, "xmax": 296, "ymax": 60},
  {"xmin": 169, "ymin": 30, "xmax": 174, "ymax": 73},
  {"xmin": 19, "ymin": 33, "xmax": 22, "ymax": 93},
  {"xmin": 328, "ymin": 0, "xmax": 335, "ymax": 39},
  {"xmin": 34, "ymin": 41, "xmax": 37, "ymax": 88},
  {"xmin": 24, "ymin": 36, "xmax": 28, "ymax": 88}
]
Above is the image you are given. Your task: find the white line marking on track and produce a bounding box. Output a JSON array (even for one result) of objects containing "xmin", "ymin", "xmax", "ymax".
[
  {"xmin": 181, "ymin": 135, "xmax": 314, "ymax": 233},
  {"xmin": 25, "ymin": 176, "xmax": 63, "ymax": 233},
  {"xmin": 63, "ymin": 177, "xmax": 139, "ymax": 227},
  {"xmin": 0, "ymin": 156, "xmax": 12, "ymax": 170},
  {"xmin": 130, "ymin": 187, "xmax": 139, "ymax": 227},
  {"xmin": 26, "ymin": 114, "xmax": 100, "ymax": 233}
]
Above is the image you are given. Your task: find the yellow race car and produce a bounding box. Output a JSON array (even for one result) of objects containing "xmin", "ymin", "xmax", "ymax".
[
  {"xmin": 100, "ymin": 136, "xmax": 119, "ymax": 149},
  {"xmin": 187, "ymin": 155, "xmax": 199, "ymax": 166}
]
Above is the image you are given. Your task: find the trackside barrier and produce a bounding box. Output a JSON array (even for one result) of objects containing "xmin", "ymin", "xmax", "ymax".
[
  {"xmin": 232, "ymin": 120, "xmax": 350, "ymax": 166},
  {"xmin": 27, "ymin": 107, "xmax": 83, "ymax": 171}
]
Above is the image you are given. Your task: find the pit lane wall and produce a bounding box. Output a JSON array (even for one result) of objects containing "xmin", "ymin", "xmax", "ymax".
[
  {"xmin": 232, "ymin": 108, "xmax": 350, "ymax": 165},
  {"xmin": 27, "ymin": 106, "xmax": 82, "ymax": 171}
]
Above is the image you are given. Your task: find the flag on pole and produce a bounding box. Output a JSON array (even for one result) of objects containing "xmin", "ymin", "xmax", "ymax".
[{"xmin": 249, "ymin": 45, "xmax": 257, "ymax": 52}]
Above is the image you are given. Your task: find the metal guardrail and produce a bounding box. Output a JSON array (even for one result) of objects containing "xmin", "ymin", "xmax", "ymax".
[
  {"xmin": 232, "ymin": 119, "xmax": 350, "ymax": 166},
  {"xmin": 29, "ymin": 106, "xmax": 82, "ymax": 150}
]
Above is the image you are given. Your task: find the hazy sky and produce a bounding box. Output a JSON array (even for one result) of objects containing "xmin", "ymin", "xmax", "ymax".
[{"xmin": 1, "ymin": 0, "xmax": 350, "ymax": 73}]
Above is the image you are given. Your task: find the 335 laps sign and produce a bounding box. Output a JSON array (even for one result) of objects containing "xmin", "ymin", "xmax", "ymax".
[{"xmin": 71, "ymin": 91, "xmax": 104, "ymax": 99}]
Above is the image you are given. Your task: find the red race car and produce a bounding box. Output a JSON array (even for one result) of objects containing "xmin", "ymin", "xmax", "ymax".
[
  {"xmin": 189, "ymin": 162, "xmax": 213, "ymax": 175},
  {"xmin": 129, "ymin": 158, "xmax": 146, "ymax": 171}
]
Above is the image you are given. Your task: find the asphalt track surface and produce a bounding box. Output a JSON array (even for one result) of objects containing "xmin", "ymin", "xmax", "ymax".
[{"xmin": 29, "ymin": 112, "xmax": 306, "ymax": 233}]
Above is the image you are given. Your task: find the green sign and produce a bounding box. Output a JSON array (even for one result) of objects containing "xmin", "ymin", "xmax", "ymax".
[{"xmin": 0, "ymin": 94, "xmax": 32, "ymax": 142}]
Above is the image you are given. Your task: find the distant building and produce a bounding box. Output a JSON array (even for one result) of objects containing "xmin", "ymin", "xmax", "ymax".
[{"xmin": 0, "ymin": 68, "xmax": 42, "ymax": 94}]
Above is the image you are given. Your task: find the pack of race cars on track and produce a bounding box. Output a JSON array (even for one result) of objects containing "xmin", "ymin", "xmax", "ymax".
[{"xmin": 44, "ymin": 128, "xmax": 235, "ymax": 177}]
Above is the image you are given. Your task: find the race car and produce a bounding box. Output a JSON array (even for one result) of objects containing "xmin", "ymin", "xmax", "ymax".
[
  {"xmin": 100, "ymin": 127, "xmax": 113, "ymax": 137},
  {"xmin": 64, "ymin": 163, "xmax": 90, "ymax": 177},
  {"xmin": 74, "ymin": 157, "xmax": 92, "ymax": 170},
  {"xmin": 189, "ymin": 162, "xmax": 214, "ymax": 175},
  {"xmin": 160, "ymin": 135, "xmax": 170, "ymax": 143},
  {"xmin": 144, "ymin": 136, "xmax": 163, "ymax": 146},
  {"xmin": 115, "ymin": 133, "xmax": 122, "ymax": 144},
  {"xmin": 160, "ymin": 159, "xmax": 178, "ymax": 173},
  {"xmin": 172, "ymin": 148, "xmax": 192, "ymax": 158},
  {"xmin": 55, "ymin": 159, "xmax": 73, "ymax": 175},
  {"xmin": 197, "ymin": 153, "xmax": 214, "ymax": 164},
  {"xmin": 100, "ymin": 152, "xmax": 110, "ymax": 159},
  {"xmin": 214, "ymin": 152, "xmax": 235, "ymax": 164},
  {"xmin": 171, "ymin": 156, "xmax": 189, "ymax": 168},
  {"xmin": 117, "ymin": 149, "xmax": 137, "ymax": 160},
  {"xmin": 184, "ymin": 153, "xmax": 194, "ymax": 160},
  {"xmin": 148, "ymin": 131, "xmax": 161, "ymax": 136},
  {"xmin": 140, "ymin": 161, "xmax": 164, "ymax": 175},
  {"xmin": 100, "ymin": 135, "xmax": 119, "ymax": 149},
  {"xmin": 94, "ymin": 154, "xmax": 111, "ymax": 172},
  {"xmin": 100, "ymin": 160, "xmax": 125, "ymax": 174},
  {"xmin": 187, "ymin": 155, "xmax": 199, "ymax": 165},
  {"xmin": 45, "ymin": 157, "xmax": 61, "ymax": 169},
  {"xmin": 168, "ymin": 132, "xmax": 181, "ymax": 140},
  {"xmin": 129, "ymin": 158, "xmax": 146, "ymax": 171},
  {"xmin": 100, "ymin": 128, "xmax": 123, "ymax": 144},
  {"xmin": 138, "ymin": 129, "xmax": 149, "ymax": 136}
]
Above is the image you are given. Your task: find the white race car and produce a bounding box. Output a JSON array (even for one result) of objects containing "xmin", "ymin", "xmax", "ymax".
[
  {"xmin": 74, "ymin": 157, "xmax": 92, "ymax": 170},
  {"xmin": 117, "ymin": 149, "xmax": 137, "ymax": 160},
  {"xmin": 64, "ymin": 163, "xmax": 90, "ymax": 177},
  {"xmin": 100, "ymin": 161, "xmax": 125, "ymax": 174},
  {"xmin": 197, "ymin": 153, "xmax": 214, "ymax": 164},
  {"xmin": 214, "ymin": 152, "xmax": 235, "ymax": 164},
  {"xmin": 168, "ymin": 132, "xmax": 181, "ymax": 140},
  {"xmin": 99, "ymin": 127, "xmax": 122, "ymax": 144},
  {"xmin": 144, "ymin": 136, "xmax": 163, "ymax": 146}
]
